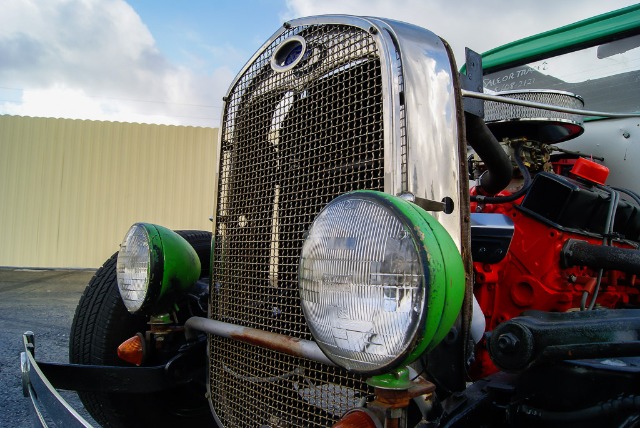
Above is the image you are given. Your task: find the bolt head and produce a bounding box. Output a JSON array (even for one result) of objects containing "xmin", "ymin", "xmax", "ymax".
[{"xmin": 497, "ymin": 333, "xmax": 519, "ymax": 353}]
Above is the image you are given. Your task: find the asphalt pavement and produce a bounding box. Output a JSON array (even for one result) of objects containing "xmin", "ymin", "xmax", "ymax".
[{"xmin": 0, "ymin": 268, "xmax": 98, "ymax": 427}]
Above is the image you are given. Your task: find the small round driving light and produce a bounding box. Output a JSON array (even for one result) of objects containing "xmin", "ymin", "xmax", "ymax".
[
  {"xmin": 299, "ymin": 191, "xmax": 464, "ymax": 374},
  {"xmin": 117, "ymin": 223, "xmax": 201, "ymax": 314}
]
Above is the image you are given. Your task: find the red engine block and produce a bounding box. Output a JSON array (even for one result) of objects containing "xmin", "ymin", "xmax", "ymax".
[{"xmin": 470, "ymin": 191, "xmax": 639, "ymax": 377}]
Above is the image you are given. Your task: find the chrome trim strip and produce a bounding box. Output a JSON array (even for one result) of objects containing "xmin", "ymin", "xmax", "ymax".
[
  {"xmin": 378, "ymin": 19, "xmax": 463, "ymax": 250},
  {"xmin": 21, "ymin": 332, "xmax": 94, "ymax": 428}
]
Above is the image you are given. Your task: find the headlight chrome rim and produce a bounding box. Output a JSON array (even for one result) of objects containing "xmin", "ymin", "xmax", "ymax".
[{"xmin": 116, "ymin": 223, "xmax": 163, "ymax": 314}]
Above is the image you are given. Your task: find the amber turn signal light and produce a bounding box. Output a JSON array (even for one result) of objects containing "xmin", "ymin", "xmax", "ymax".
[{"xmin": 117, "ymin": 333, "xmax": 145, "ymax": 366}]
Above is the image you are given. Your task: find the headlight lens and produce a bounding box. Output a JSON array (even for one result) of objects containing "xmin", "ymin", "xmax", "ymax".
[
  {"xmin": 117, "ymin": 224, "xmax": 156, "ymax": 313},
  {"xmin": 116, "ymin": 223, "xmax": 201, "ymax": 314},
  {"xmin": 299, "ymin": 191, "xmax": 464, "ymax": 374}
]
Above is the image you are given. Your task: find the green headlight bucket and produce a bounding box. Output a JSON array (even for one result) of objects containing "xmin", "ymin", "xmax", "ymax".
[
  {"xmin": 139, "ymin": 223, "xmax": 201, "ymax": 312},
  {"xmin": 402, "ymin": 198, "xmax": 466, "ymax": 356}
]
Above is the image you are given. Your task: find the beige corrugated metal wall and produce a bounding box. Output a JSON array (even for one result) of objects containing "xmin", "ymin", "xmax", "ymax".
[{"xmin": 0, "ymin": 115, "xmax": 218, "ymax": 268}]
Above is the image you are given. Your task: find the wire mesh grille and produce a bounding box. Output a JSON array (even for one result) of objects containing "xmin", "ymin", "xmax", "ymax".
[{"xmin": 211, "ymin": 23, "xmax": 384, "ymax": 427}]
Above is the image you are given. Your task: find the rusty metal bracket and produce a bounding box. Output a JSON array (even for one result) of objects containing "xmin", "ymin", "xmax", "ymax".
[
  {"xmin": 367, "ymin": 378, "xmax": 436, "ymax": 428},
  {"xmin": 184, "ymin": 316, "xmax": 336, "ymax": 366}
]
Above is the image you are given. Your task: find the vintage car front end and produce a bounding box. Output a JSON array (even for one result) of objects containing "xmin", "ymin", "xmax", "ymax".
[
  {"xmin": 21, "ymin": 5, "xmax": 640, "ymax": 428},
  {"xmin": 203, "ymin": 15, "xmax": 470, "ymax": 427}
]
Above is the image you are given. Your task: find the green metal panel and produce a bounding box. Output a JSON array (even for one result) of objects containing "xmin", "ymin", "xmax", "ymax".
[{"xmin": 461, "ymin": 4, "xmax": 640, "ymax": 74}]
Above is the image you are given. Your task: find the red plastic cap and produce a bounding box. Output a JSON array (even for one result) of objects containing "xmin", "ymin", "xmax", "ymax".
[{"xmin": 570, "ymin": 157, "xmax": 609, "ymax": 185}]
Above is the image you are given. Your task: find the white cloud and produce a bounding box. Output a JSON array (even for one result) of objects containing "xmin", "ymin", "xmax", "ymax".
[
  {"xmin": 0, "ymin": 0, "xmax": 226, "ymax": 127},
  {"xmin": 0, "ymin": 84, "xmax": 204, "ymax": 126},
  {"xmin": 283, "ymin": 0, "xmax": 639, "ymax": 66},
  {"xmin": 1, "ymin": 85, "xmax": 133, "ymax": 122},
  {"xmin": 2, "ymin": 0, "xmax": 636, "ymax": 127}
]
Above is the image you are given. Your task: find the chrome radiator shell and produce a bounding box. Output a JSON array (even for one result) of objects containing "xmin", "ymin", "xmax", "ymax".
[{"xmin": 209, "ymin": 15, "xmax": 465, "ymax": 427}]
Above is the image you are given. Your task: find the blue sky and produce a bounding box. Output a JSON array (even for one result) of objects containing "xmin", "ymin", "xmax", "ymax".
[
  {"xmin": 129, "ymin": 1, "xmax": 286, "ymax": 74},
  {"xmin": 1, "ymin": 0, "xmax": 637, "ymax": 127}
]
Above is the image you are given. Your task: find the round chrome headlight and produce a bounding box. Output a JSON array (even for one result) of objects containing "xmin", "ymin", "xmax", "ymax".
[
  {"xmin": 299, "ymin": 191, "xmax": 464, "ymax": 374},
  {"xmin": 117, "ymin": 223, "xmax": 201, "ymax": 314}
]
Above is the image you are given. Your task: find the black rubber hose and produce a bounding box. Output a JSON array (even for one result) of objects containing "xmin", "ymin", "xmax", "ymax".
[
  {"xmin": 471, "ymin": 142, "xmax": 531, "ymax": 204},
  {"xmin": 518, "ymin": 395, "xmax": 640, "ymax": 422},
  {"xmin": 465, "ymin": 112, "xmax": 513, "ymax": 195},
  {"xmin": 562, "ymin": 239, "xmax": 640, "ymax": 275},
  {"xmin": 612, "ymin": 186, "xmax": 640, "ymax": 207}
]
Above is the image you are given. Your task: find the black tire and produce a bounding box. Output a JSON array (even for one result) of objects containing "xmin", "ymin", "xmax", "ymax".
[{"xmin": 69, "ymin": 230, "xmax": 214, "ymax": 428}]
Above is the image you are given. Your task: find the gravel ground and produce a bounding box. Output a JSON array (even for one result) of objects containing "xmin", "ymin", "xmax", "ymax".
[{"xmin": 0, "ymin": 268, "xmax": 98, "ymax": 427}]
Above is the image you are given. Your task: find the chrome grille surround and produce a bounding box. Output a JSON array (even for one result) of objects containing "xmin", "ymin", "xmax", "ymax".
[{"xmin": 209, "ymin": 16, "xmax": 464, "ymax": 427}]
